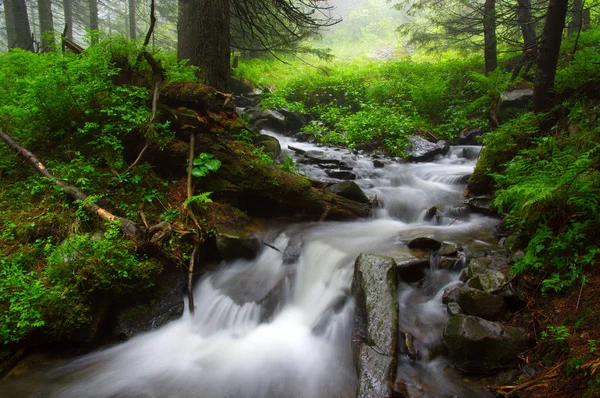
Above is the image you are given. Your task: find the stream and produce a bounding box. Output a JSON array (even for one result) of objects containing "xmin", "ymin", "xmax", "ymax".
[{"xmin": 6, "ymin": 131, "xmax": 501, "ymax": 397}]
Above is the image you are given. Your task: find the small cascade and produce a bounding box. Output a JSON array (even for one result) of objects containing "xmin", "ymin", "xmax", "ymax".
[{"xmin": 4, "ymin": 131, "xmax": 500, "ymax": 398}]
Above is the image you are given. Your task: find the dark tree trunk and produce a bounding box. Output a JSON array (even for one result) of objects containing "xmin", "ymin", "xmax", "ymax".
[
  {"xmin": 38, "ymin": 0, "xmax": 54, "ymax": 51},
  {"xmin": 582, "ymin": 8, "xmax": 590, "ymax": 31},
  {"xmin": 516, "ymin": 0, "xmax": 536, "ymax": 50},
  {"xmin": 567, "ymin": 0, "xmax": 583, "ymax": 36},
  {"xmin": 177, "ymin": 0, "xmax": 230, "ymax": 92},
  {"xmin": 4, "ymin": 0, "xmax": 32, "ymax": 50},
  {"xmin": 128, "ymin": 0, "xmax": 136, "ymax": 40},
  {"xmin": 483, "ymin": 0, "xmax": 498, "ymax": 74},
  {"xmin": 89, "ymin": 0, "xmax": 98, "ymax": 44},
  {"xmin": 64, "ymin": 0, "xmax": 73, "ymax": 40},
  {"xmin": 533, "ymin": 0, "xmax": 569, "ymax": 113}
]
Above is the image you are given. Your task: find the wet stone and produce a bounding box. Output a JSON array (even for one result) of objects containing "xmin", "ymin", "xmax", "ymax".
[
  {"xmin": 467, "ymin": 271, "xmax": 506, "ymax": 293},
  {"xmin": 325, "ymin": 169, "xmax": 357, "ymax": 180},
  {"xmin": 467, "ymin": 257, "xmax": 493, "ymax": 278},
  {"xmin": 396, "ymin": 258, "xmax": 429, "ymax": 283},
  {"xmin": 325, "ymin": 181, "xmax": 369, "ymax": 203},
  {"xmin": 356, "ymin": 344, "xmax": 395, "ymax": 398},
  {"xmin": 447, "ymin": 302, "xmax": 463, "ymax": 317},
  {"xmin": 457, "ymin": 287, "xmax": 507, "ymax": 321},
  {"xmin": 442, "ymin": 284, "xmax": 463, "ymax": 304},
  {"xmin": 408, "ymin": 237, "xmax": 442, "ymax": 251}
]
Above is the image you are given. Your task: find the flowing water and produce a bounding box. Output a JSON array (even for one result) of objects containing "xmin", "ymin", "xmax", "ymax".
[{"xmin": 5, "ymin": 132, "xmax": 501, "ymax": 397}]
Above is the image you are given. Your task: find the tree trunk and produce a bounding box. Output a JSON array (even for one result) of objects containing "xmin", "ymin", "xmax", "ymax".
[
  {"xmin": 38, "ymin": 0, "xmax": 54, "ymax": 51},
  {"xmin": 89, "ymin": 0, "xmax": 99, "ymax": 44},
  {"xmin": 516, "ymin": 0, "xmax": 536, "ymax": 50},
  {"xmin": 177, "ymin": 0, "xmax": 230, "ymax": 92},
  {"xmin": 567, "ymin": 0, "xmax": 583, "ymax": 36},
  {"xmin": 483, "ymin": 0, "xmax": 498, "ymax": 74},
  {"xmin": 128, "ymin": 0, "xmax": 136, "ymax": 40},
  {"xmin": 533, "ymin": 0, "xmax": 569, "ymax": 113},
  {"xmin": 4, "ymin": 0, "xmax": 33, "ymax": 50},
  {"xmin": 582, "ymin": 8, "xmax": 590, "ymax": 31},
  {"xmin": 64, "ymin": 0, "xmax": 73, "ymax": 40}
]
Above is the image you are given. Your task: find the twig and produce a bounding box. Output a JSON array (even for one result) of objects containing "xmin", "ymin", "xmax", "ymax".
[
  {"xmin": 319, "ymin": 205, "xmax": 330, "ymax": 222},
  {"xmin": 576, "ymin": 276, "xmax": 585, "ymax": 310},
  {"xmin": 188, "ymin": 243, "xmax": 197, "ymax": 315},
  {"xmin": 264, "ymin": 242, "xmax": 281, "ymax": 252},
  {"xmin": 134, "ymin": 0, "xmax": 157, "ymax": 69}
]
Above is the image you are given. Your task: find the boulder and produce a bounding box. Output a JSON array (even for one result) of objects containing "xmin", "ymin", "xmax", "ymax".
[
  {"xmin": 277, "ymin": 108, "xmax": 311, "ymax": 132},
  {"xmin": 447, "ymin": 302, "xmax": 463, "ymax": 317},
  {"xmin": 250, "ymin": 109, "xmax": 287, "ymax": 131},
  {"xmin": 467, "ymin": 257, "xmax": 493, "ymax": 277},
  {"xmin": 407, "ymin": 237, "xmax": 442, "ymax": 251},
  {"xmin": 215, "ymin": 227, "xmax": 261, "ymax": 260},
  {"xmin": 282, "ymin": 241, "xmax": 302, "ymax": 265},
  {"xmin": 253, "ymin": 134, "xmax": 281, "ymax": 160},
  {"xmin": 462, "ymin": 146, "xmax": 481, "ymax": 160},
  {"xmin": 438, "ymin": 242, "xmax": 461, "ymax": 256},
  {"xmin": 356, "ymin": 344, "xmax": 395, "ymax": 398},
  {"xmin": 353, "ymin": 254, "xmax": 399, "ymax": 356},
  {"xmin": 442, "ymin": 284, "xmax": 463, "ymax": 304},
  {"xmin": 458, "ymin": 128, "xmax": 484, "ymax": 145},
  {"xmin": 407, "ymin": 136, "xmax": 449, "ymax": 162},
  {"xmin": 467, "ymin": 271, "xmax": 506, "ymax": 293},
  {"xmin": 499, "ymin": 89, "xmax": 534, "ymax": 123},
  {"xmin": 443, "ymin": 315, "xmax": 532, "ymax": 373},
  {"xmin": 325, "ymin": 169, "xmax": 357, "ymax": 180},
  {"xmin": 457, "ymin": 287, "xmax": 507, "ymax": 321},
  {"xmin": 325, "ymin": 181, "xmax": 370, "ymax": 204}
]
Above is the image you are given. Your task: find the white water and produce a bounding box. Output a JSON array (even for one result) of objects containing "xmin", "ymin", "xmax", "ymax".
[{"xmin": 10, "ymin": 133, "xmax": 499, "ymax": 397}]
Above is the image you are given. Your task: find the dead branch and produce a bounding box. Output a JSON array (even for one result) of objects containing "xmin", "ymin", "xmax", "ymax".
[
  {"xmin": 188, "ymin": 241, "xmax": 198, "ymax": 315},
  {"xmin": 61, "ymin": 25, "xmax": 84, "ymax": 54}
]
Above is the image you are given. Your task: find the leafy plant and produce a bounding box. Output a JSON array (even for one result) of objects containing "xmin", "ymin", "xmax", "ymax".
[
  {"xmin": 191, "ymin": 153, "xmax": 222, "ymax": 177},
  {"xmin": 183, "ymin": 192, "xmax": 213, "ymax": 208}
]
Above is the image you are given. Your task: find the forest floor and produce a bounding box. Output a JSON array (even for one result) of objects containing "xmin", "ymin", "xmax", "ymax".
[{"xmin": 502, "ymin": 269, "xmax": 600, "ymax": 398}]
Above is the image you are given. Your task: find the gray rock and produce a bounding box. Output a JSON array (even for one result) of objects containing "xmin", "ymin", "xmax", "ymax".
[
  {"xmin": 283, "ymin": 241, "xmax": 302, "ymax": 265},
  {"xmin": 467, "ymin": 271, "xmax": 506, "ymax": 293},
  {"xmin": 373, "ymin": 159, "xmax": 386, "ymax": 168},
  {"xmin": 438, "ymin": 242, "xmax": 461, "ymax": 256},
  {"xmin": 325, "ymin": 169, "xmax": 357, "ymax": 180},
  {"xmin": 443, "ymin": 315, "xmax": 532, "ymax": 373},
  {"xmin": 447, "ymin": 302, "xmax": 463, "ymax": 317},
  {"xmin": 353, "ymin": 254, "xmax": 399, "ymax": 356},
  {"xmin": 356, "ymin": 344, "xmax": 395, "ymax": 398},
  {"xmin": 325, "ymin": 181, "xmax": 369, "ymax": 203},
  {"xmin": 423, "ymin": 206, "xmax": 439, "ymax": 223},
  {"xmin": 407, "ymin": 136, "xmax": 450, "ymax": 162},
  {"xmin": 499, "ymin": 89, "xmax": 534, "ymax": 123},
  {"xmin": 215, "ymin": 227, "xmax": 261, "ymax": 260},
  {"xmin": 467, "ymin": 258, "xmax": 493, "ymax": 278},
  {"xmin": 457, "ymin": 287, "xmax": 507, "ymax": 321},
  {"xmin": 300, "ymin": 150, "xmax": 342, "ymax": 166},
  {"xmin": 458, "ymin": 128, "xmax": 484, "ymax": 145},
  {"xmin": 462, "ymin": 146, "xmax": 481, "ymax": 160},
  {"xmin": 254, "ymin": 134, "xmax": 281, "ymax": 160},
  {"xmin": 278, "ymin": 108, "xmax": 309, "ymax": 132},
  {"xmin": 442, "ymin": 284, "xmax": 463, "ymax": 304},
  {"xmin": 287, "ymin": 145, "xmax": 306, "ymax": 155}
]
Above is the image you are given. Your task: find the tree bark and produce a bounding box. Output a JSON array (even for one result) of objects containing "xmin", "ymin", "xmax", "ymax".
[
  {"xmin": 177, "ymin": 0, "xmax": 231, "ymax": 92},
  {"xmin": 483, "ymin": 0, "xmax": 498, "ymax": 74},
  {"xmin": 64, "ymin": 0, "xmax": 73, "ymax": 40},
  {"xmin": 4, "ymin": 0, "xmax": 33, "ymax": 50},
  {"xmin": 38, "ymin": 0, "xmax": 55, "ymax": 51},
  {"xmin": 89, "ymin": 0, "xmax": 99, "ymax": 44},
  {"xmin": 567, "ymin": 0, "xmax": 583, "ymax": 36},
  {"xmin": 516, "ymin": 0, "xmax": 536, "ymax": 50},
  {"xmin": 128, "ymin": 0, "xmax": 136, "ymax": 40},
  {"xmin": 533, "ymin": 0, "xmax": 569, "ymax": 113}
]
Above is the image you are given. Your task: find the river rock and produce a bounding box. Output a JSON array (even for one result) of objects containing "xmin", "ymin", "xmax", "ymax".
[
  {"xmin": 407, "ymin": 136, "xmax": 449, "ymax": 162},
  {"xmin": 282, "ymin": 240, "xmax": 302, "ymax": 265},
  {"xmin": 443, "ymin": 315, "xmax": 532, "ymax": 373},
  {"xmin": 253, "ymin": 134, "xmax": 281, "ymax": 160},
  {"xmin": 467, "ymin": 257, "xmax": 493, "ymax": 277},
  {"xmin": 215, "ymin": 227, "xmax": 261, "ymax": 260},
  {"xmin": 438, "ymin": 242, "xmax": 461, "ymax": 256},
  {"xmin": 465, "ymin": 196, "xmax": 496, "ymax": 216},
  {"xmin": 462, "ymin": 146, "xmax": 481, "ymax": 160},
  {"xmin": 353, "ymin": 254, "xmax": 399, "ymax": 356},
  {"xmin": 442, "ymin": 284, "xmax": 463, "ymax": 304},
  {"xmin": 447, "ymin": 302, "xmax": 463, "ymax": 317},
  {"xmin": 467, "ymin": 270, "xmax": 506, "ymax": 293},
  {"xmin": 457, "ymin": 287, "xmax": 507, "ymax": 321},
  {"xmin": 356, "ymin": 344, "xmax": 395, "ymax": 398},
  {"xmin": 396, "ymin": 257, "xmax": 429, "ymax": 283},
  {"xmin": 325, "ymin": 169, "xmax": 357, "ymax": 180},
  {"xmin": 325, "ymin": 181, "xmax": 369, "ymax": 203},
  {"xmin": 300, "ymin": 150, "xmax": 342, "ymax": 166},
  {"xmin": 408, "ymin": 237, "xmax": 442, "ymax": 251},
  {"xmin": 249, "ymin": 109, "xmax": 287, "ymax": 131},
  {"xmin": 278, "ymin": 108, "xmax": 311, "ymax": 132},
  {"xmin": 458, "ymin": 128, "xmax": 484, "ymax": 145}
]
